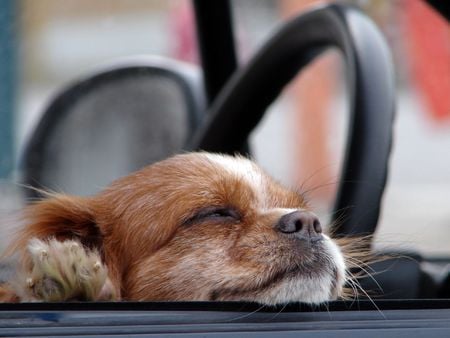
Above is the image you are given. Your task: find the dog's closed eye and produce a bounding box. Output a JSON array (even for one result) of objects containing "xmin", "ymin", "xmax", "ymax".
[{"xmin": 184, "ymin": 206, "xmax": 241, "ymax": 225}]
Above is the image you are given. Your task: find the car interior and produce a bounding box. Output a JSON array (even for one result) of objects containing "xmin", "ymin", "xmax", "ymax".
[{"xmin": 0, "ymin": 0, "xmax": 449, "ymax": 337}]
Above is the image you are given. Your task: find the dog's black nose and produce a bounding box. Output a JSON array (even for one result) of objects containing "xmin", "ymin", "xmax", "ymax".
[{"xmin": 276, "ymin": 211, "xmax": 323, "ymax": 241}]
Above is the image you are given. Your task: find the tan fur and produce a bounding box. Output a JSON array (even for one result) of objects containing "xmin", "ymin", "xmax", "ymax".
[
  {"xmin": 17, "ymin": 238, "xmax": 115, "ymax": 301},
  {"xmin": 1, "ymin": 153, "xmax": 349, "ymax": 304}
]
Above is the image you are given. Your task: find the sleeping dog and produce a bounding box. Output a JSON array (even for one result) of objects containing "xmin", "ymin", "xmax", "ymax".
[{"xmin": 0, "ymin": 152, "xmax": 349, "ymax": 304}]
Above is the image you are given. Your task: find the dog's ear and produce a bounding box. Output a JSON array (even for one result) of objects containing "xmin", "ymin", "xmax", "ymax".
[{"xmin": 7, "ymin": 194, "xmax": 102, "ymax": 256}]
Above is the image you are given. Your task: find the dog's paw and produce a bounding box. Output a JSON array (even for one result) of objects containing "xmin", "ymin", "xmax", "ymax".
[{"xmin": 19, "ymin": 238, "xmax": 116, "ymax": 302}]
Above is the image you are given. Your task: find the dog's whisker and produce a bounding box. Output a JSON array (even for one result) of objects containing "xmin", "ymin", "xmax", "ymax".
[
  {"xmin": 351, "ymin": 278, "xmax": 386, "ymax": 319},
  {"xmin": 296, "ymin": 163, "xmax": 340, "ymax": 195},
  {"xmin": 224, "ymin": 304, "xmax": 267, "ymax": 322},
  {"xmin": 298, "ymin": 180, "xmax": 340, "ymax": 198},
  {"xmin": 344, "ymin": 274, "xmax": 360, "ymax": 305},
  {"xmin": 267, "ymin": 302, "xmax": 288, "ymax": 321}
]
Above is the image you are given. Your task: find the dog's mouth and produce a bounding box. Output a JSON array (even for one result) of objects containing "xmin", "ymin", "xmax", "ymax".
[
  {"xmin": 208, "ymin": 265, "xmax": 301, "ymax": 301},
  {"xmin": 209, "ymin": 243, "xmax": 342, "ymax": 304}
]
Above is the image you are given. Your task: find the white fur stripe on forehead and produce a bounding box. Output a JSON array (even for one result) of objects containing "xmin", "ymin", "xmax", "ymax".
[
  {"xmin": 272, "ymin": 208, "xmax": 307, "ymax": 215},
  {"xmin": 203, "ymin": 153, "xmax": 267, "ymax": 203},
  {"xmin": 203, "ymin": 153, "xmax": 260, "ymax": 176}
]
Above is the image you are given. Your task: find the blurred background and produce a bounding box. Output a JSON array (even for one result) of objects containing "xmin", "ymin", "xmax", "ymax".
[{"xmin": 0, "ymin": 0, "xmax": 449, "ymax": 256}]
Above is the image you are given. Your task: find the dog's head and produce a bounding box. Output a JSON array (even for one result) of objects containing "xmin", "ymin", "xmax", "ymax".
[{"xmin": 8, "ymin": 153, "xmax": 346, "ymax": 305}]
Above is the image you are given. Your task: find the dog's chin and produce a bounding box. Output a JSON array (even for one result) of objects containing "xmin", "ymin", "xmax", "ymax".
[{"xmin": 209, "ymin": 238, "xmax": 346, "ymax": 306}]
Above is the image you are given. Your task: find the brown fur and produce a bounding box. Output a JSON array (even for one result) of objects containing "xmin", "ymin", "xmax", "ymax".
[{"xmin": 1, "ymin": 153, "xmax": 351, "ymax": 304}]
